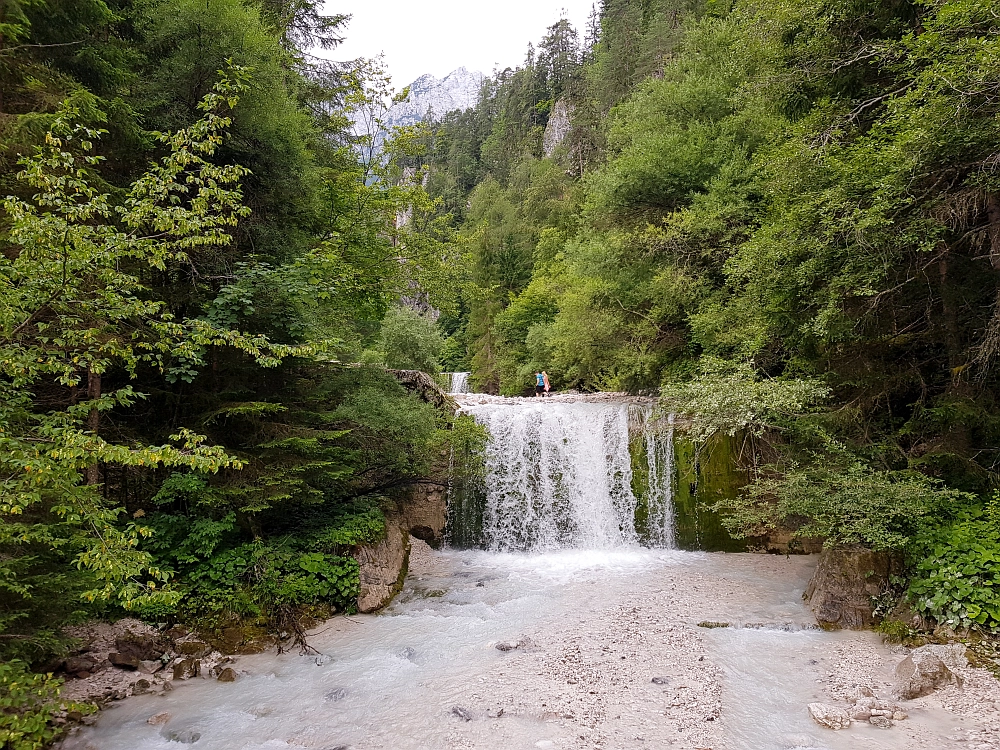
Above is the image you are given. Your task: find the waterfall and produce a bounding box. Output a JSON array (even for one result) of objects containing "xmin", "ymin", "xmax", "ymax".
[
  {"xmin": 446, "ymin": 371, "xmax": 471, "ymax": 394},
  {"xmin": 452, "ymin": 399, "xmax": 676, "ymax": 552},
  {"xmin": 643, "ymin": 411, "xmax": 676, "ymax": 548}
]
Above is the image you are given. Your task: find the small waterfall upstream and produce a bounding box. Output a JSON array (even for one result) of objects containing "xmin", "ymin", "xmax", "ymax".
[
  {"xmin": 444, "ymin": 371, "xmax": 471, "ymax": 394},
  {"xmin": 451, "ymin": 399, "xmax": 676, "ymax": 551}
]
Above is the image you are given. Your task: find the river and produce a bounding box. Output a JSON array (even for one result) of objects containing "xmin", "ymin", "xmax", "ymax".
[{"xmin": 64, "ymin": 397, "xmax": 1000, "ymax": 750}]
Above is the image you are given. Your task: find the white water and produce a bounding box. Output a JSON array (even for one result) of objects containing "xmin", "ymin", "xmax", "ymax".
[
  {"xmin": 65, "ymin": 396, "xmax": 973, "ymax": 750},
  {"xmin": 66, "ymin": 549, "xmax": 960, "ymax": 750},
  {"xmin": 446, "ymin": 372, "xmax": 471, "ymax": 394},
  {"xmin": 642, "ymin": 409, "xmax": 676, "ymax": 549},
  {"xmin": 456, "ymin": 400, "xmax": 674, "ymax": 551}
]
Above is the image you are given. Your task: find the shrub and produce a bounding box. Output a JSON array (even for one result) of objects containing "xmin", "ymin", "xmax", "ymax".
[
  {"xmin": 721, "ymin": 462, "xmax": 974, "ymax": 551},
  {"xmin": 908, "ymin": 497, "xmax": 1000, "ymax": 632},
  {"xmin": 0, "ymin": 661, "xmax": 93, "ymax": 750}
]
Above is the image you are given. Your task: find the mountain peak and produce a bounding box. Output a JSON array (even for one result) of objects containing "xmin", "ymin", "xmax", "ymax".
[{"xmin": 393, "ymin": 68, "xmax": 484, "ymax": 126}]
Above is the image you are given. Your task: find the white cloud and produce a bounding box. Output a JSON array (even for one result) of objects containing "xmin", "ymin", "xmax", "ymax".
[{"xmin": 319, "ymin": 0, "xmax": 596, "ymax": 87}]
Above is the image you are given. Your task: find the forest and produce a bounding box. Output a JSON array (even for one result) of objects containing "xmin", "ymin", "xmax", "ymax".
[
  {"xmin": 2, "ymin": 0, "xmax": 1000, "ymax": 745},
  {"xmin": 426, "ymin": 0, "xmax": 1000, "ymax": 638}
]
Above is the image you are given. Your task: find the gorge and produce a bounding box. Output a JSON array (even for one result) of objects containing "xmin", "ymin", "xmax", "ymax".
[{"xmin": 62, "ymin": 394, "xmax": 1000, "ymax": 750}]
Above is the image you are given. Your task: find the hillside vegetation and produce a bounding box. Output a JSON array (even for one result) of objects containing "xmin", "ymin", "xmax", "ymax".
[{"xmin": 422, "ymin": 0, "xmax": 1000, "ymax": 635}]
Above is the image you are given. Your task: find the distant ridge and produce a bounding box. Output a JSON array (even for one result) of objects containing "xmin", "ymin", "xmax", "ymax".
[{"xmin": 387, "ymin": 67, "xmax": 484, "ymax": 129}]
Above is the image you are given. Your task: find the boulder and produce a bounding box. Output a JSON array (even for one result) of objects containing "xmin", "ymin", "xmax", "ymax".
[
  {"xmin": 808, "ymin": 703, "xmax": 851, "ymax": 730},
  {"xmin": 803, "ymin": 547, "xmax": 903, "ymax": 629},
  {"xmin": 356, "ymin": 523, "xmax": 409, "ymax": 613},
  {"xmin": 115, "ymin": 633, "xmax": 168, "ymax": 662},
  {"xmin": 893, "ymin": 644, "xmax": 965, "ymax": 700},
  {"xmin": 870, "ymin": 714, "xmax": 893, "ymax": 729},
  {"xmin": 175, "ymin": 641, "xmax": 212, "ymax": 658},
  {"xmin": 148, "ymin": 712, "xmax": 172, "ymax": 726},
  {"xmin": 108, "ymin": 652, "xmax": 141, "ymax": 671},
  {"xmin": 172, "ymin": 658, "xmax": 201, "ymax": 680},
  {"xmin": 216, "ymin": 668, "xmax": 237, "ymax": 683},
  {"xmin": 65, "ymin": 656, "xmax": 98, "ymax": 675}
]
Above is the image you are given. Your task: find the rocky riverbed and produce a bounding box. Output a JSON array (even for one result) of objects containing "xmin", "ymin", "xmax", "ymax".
[{"xmin": 61, "ymin": 542, "xmax": 1000, "ymax": 750}]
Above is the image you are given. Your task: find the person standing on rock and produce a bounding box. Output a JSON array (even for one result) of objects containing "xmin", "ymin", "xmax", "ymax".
[
  {"xmin": 543, "ymin": 371, "xmax": 550, "ymax": 396},
  {"xmin": 535, "ymin": 371, "xmax": 546, "ymax": 398}
]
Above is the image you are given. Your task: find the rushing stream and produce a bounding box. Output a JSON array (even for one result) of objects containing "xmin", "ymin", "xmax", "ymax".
[{"xmin": 66, "ymin": 395, "xmax": 978, "ymax": 750}]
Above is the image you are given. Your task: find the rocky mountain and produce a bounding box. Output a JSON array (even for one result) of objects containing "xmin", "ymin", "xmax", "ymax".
[{"xmin": 388, "ymin": 67, "xmax": 484, "ymax": 129}]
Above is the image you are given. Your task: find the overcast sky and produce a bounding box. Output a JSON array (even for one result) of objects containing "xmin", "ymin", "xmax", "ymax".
[{"xmin": 321, "ymin": 1, "xmax": 597, "ymax": 87}]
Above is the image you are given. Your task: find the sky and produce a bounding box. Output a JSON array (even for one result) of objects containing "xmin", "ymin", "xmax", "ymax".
[{"xmin": 320, "ymin": 1, "xmax": 597, "ymax": 87}]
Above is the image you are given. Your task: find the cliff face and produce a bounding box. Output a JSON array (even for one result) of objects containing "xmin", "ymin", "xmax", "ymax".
[
  {"xmin": 543, "ymin": 99, "xmax": 574, "ymax": 157},
  {"xmin": 389, "ymin": 67, "xmax": 484, "ymax": 128},
  {"xmin": 354, "ymin": 369, "xmax": 452, "ymax": 612}
]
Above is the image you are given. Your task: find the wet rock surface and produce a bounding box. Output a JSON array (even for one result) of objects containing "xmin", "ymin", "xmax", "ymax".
[
  {"xmin": 808, "ymin": 702, "xmax": 852, "ymax": 729},
  {"xmin": 894, "ymin": 644, "xmax": 966, "ymax": 699},
  {"xmin": 803, "ymin": 546, "xmax": 903, "ymax": 629}
]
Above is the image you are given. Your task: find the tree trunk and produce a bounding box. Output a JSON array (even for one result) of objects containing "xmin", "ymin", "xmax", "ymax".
[
  {"xmin": 987, "ymin": 193, "xmax": 1000, "ymax": 270},
  {"xmin": 86, "ymin": 367, "xmax": 101, "ymax": 486}
]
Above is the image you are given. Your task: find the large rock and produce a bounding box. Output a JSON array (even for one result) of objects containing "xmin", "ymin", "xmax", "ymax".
[
  {"xmin": 356, "ymin": 522, "xmax": 410, "ymax": 613},
  {"xmin": 108, "ymin": 652, "xmax": 141, "ymax": 671},
  {"xmin": 172, "ymin": 658, "xmax": 201, "ymax": 680},
  {"xmin": 803, "ymin": 547, "xmax": 903, "ymax": 629},
  {"xmin": 808, "ymin": 703, "xmax": 851, "ymax": 730},
  {"xmin": 397, "ymin": 481, "xmax": 447, "ymax": 549},
  {"xmin": 809, "ymin": 703, "xmax": 851, "ymax": 729},
  {"xmin": 893, "ymin": 644, "xmax": 966, "ymax": 699},
  {"xmin": 175, "ymin": 641, "xmax": 212, "ymax": 658},
  {"xmin": 115, "ymin": 633, "xmax": 169, "ymax": 662},
  {"xmin": 542, "ymin": 99, "xmax": 574, "ymax": 158}
]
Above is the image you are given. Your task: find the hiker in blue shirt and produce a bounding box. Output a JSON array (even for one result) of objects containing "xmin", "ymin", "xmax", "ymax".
[{"xmin": 534, "ymin": 371, "xmax": 550, "ymax": 398}]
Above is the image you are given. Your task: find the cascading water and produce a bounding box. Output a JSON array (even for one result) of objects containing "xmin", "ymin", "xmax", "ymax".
[
  {"xmin": 642, "ymin": 409, "xmax": 676, "ymax": 548},
  {"xmin": 451, "ymin": 399, "xmax": 676, "ymax": 551},
  {"xmin": 65, "ymin": 395, "xmax": 974, "ymax": 750},
  {"xmin": 445, "ymin": 371, "xmax": 471, "ymax": 394}
]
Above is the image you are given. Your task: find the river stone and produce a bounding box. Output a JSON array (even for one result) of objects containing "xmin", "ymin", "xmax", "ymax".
[
  {"xmin": 164, "ymin": 729, "xmax": 201, "ymax": 744},
  {"xmin": 870, "ymin": 714, "xmax": 893, "ymax": 729},
  {"xmin": 496, "ymin": 637, "xmax": 533, "ymax": 652},
  {"xmin": 108, "ymin": 652, "xmax": 141, "ymax": 670},
  {"xmin": 148, "ymin": 712, "xmax": 172, "ymax": 725},
  {"xmin": 450, "ymin": 706, "xmax": 473, "ymax": 721},
  {"xmin": 116, "ymin": 633, "xmax": 169, "ymax": 662},
  {"xmin": 65, "ymin": 655, "xmax": 98, "ymax": 675},
  {"xmin": 803, "ymin": 547, "xmax": 903, "ymax": 629},
  {"xmin": 893, "ymin": 644, "xmax": 965, "ymax": 699},
  {"xmin": 808, "ymin": 703, "xmax": 851, "ymax": 730},
  {"xmin": 133, "ymin": 679, "xmax": 152, "ymax": 695},
  {"xmin": 172, "ymin": 658, "xmax": 200, "ymax": 680},
  {"xmin": 651, "ymin": 676, "xmax": 670, "ymax": 685},
  {"xmin": 216, "ymin": 668, "xmax": 237, "ymax": 682}
]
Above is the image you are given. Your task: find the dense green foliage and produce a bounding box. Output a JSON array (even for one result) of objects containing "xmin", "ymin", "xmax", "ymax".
[
  {"xmin": 909, "ymin": 496, "xmax": 1000, "ymax": 631},
  {"xmin": 417, "ymin": 0, "xmax": 1000, "ymax": 632},
  {"xmin": 0, "ymin": 661, "xmax": 93, "ymax": 750},
  {"xmin": 0, "ymin": 1, "xmax": 460, "ymax": 711}
]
